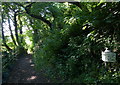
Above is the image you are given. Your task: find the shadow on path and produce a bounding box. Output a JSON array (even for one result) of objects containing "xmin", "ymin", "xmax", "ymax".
[{"xmin": 7, "ymin": 54, "xmax": 51, "ymax": 83}]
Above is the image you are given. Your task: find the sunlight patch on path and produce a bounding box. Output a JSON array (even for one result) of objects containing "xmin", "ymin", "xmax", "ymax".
[{"xmin": 27, "ymin": 76, "xmax": 37, "ymax": 81}]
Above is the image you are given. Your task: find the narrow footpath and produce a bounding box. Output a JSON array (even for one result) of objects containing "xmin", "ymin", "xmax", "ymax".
[{"xmin": 7, "ymin": 54, "xmax": 51, "ymax": 83}]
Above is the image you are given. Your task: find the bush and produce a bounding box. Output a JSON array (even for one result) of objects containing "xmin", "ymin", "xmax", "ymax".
[{"xmin": 33, "ymin": 24, "xmax": 120, "ymax": 83}]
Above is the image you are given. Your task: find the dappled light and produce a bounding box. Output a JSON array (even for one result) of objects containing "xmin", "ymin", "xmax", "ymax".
[
  {"xmin": 29, "ymin": 59, "xmax": 32, "ymax": 63},
  {"xmin": 30, "ymin": 64, "xmax": 35, "ymax": 67},
  {"xmin": 2, "ymin": 2, "xmax": 120, "ymax": 84},
  {"xmin": 27, "ymin": 76, "xmax": 37, "ymax": 81},
  {"xmin": 6, "ymin": 55, "xmax": 50, "ymax": 83}
]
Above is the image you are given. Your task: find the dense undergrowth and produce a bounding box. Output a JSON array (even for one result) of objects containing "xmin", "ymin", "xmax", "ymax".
[
  {"xmin": 32, "ymin": 2, "xmax": 120, "ymax": 83},
  {"xmin": 33, "ymin": 23, "xmax": 120, "ymax": 83}
]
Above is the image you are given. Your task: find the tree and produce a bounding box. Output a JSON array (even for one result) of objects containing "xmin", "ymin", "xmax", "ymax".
[
  {"xmin": 1, "ymin": 13, "xmax": 12, "ymax": 51},
  {"xmin": 7, "ymin": 13, "xmax": 17, "ymax": 46}
]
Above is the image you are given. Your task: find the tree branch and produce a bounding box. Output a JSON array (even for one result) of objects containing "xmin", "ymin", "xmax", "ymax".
[
  {"xmin": 69, "ymin": 2, "xmax": 82, "ymax": 9},
  {"xmin": 25, "ymin": 3, "xmax": 52, "ymax": 28},
  {"xmin": 14, "ymin": 2, "xmax": 52, "ymax": 28}
]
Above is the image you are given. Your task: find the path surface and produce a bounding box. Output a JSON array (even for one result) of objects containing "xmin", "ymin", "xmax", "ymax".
[{"xmin": 7, "ymin": 54, "xmax": 51, "ymax": 83}]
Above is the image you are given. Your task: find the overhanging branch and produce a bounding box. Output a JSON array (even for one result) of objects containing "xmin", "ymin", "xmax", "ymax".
[{"xmin": 14, "ymin": 2, "xmax": 52, "ymax": 28}]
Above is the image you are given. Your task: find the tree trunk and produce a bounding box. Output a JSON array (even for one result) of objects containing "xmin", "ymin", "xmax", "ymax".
[
  {"xmin": 7, "ymin": 14, "xmax": 17, "ymax": 46},
  {"xmin": 18, "ymin": 16, "xmax": 23, "ymax": 44},
  {"xmin": 14, "ymin": 12, "xmax": 20, "ymax": 46},
  {"xmin": 1, "ymin": 15, "xmax": 12, "ymax": 51}
]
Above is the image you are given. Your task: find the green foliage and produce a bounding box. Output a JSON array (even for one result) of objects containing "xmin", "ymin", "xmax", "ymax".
[
  {"xmin": 2, "ymin": 2, "xmax": 120, "ymax": 83},
  {"xmin": 34, "ymin": 25, "xmax": 120, "ymax": 83},
  {"xmin": 33, "ymin": 2, "xmax": 120, "ymax": 83}
]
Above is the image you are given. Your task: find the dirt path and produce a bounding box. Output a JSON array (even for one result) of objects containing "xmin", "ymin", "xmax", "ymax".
[{"xmin": 7, "ymin": 54, "xmax": 51, "ymax": 83}]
